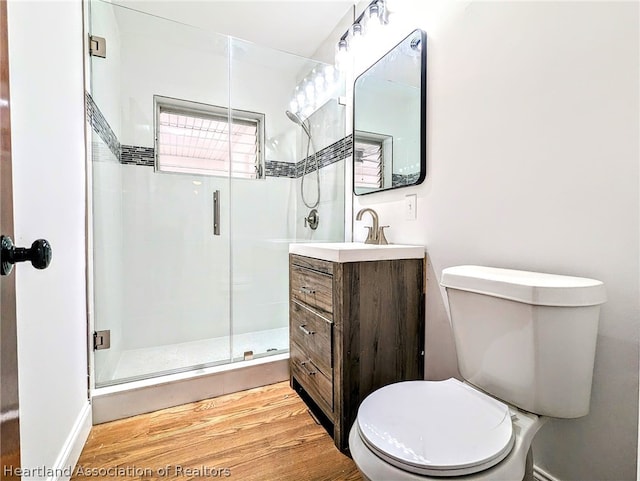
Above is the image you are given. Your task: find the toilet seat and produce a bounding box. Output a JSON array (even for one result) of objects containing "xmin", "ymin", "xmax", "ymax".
[{"xmin": 356, "ymin": 379, "xmax": 515, "ymax": 477}]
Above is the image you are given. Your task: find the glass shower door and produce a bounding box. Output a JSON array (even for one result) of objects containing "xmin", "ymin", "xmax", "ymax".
[
  {"xmin": 90, "ymin": 1, "xmax": 233, "ymax": 386},
  {"xmin": 227, "ymin": 38, "xmax": 336, "ymax": 362}
]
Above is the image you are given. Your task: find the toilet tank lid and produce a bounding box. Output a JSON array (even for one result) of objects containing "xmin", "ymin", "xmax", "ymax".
[{"xmin": 440, "ymin": 265, "xmax": 606, "ymax": 307}]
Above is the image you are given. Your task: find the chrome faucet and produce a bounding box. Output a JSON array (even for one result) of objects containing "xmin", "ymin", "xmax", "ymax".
[{"xmin": 356, "ymin": 208, "xmax": 389, "ymax": 245}]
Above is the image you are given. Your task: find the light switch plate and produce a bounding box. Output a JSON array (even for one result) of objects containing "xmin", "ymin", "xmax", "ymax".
[{"xmin": 405, "ymin": 194, "xmax": 417, "ymax": 220}]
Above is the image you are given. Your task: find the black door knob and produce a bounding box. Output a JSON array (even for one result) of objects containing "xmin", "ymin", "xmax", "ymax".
[{"xmin": 1, "ymin": 235, "xmax": 52, "ymax": 276}]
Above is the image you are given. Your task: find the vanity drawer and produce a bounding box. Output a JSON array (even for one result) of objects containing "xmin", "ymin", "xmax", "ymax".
[
  {"xmin": 290, "ymin": 254, "xmax": 333, "ymax": 276},
  {"xmin": 291, "ymin": 342, "xmax": 333, "ymax": 416},
  {"xmin": 290, "ymin": 265, "xmax": 333, "ymax": 317},
  {"xmin": 290, "ymin": 300, "xmax": 332, "ymax": 377}
]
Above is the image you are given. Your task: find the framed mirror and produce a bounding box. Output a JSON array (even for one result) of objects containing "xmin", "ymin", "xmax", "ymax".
[{"xmin": 353, "ymin": 29, "xmax": 426, "ymax": 195}]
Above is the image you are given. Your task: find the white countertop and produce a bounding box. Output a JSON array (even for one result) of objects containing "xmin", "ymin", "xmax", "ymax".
[{"xmin": 289, "ymin": 242, "xmax": 425, "ymax": 263}]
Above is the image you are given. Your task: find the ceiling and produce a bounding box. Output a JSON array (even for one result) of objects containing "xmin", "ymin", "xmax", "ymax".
[{"xmin": 111, "ymin": 0, "xmax": 356, "ymax": 58}]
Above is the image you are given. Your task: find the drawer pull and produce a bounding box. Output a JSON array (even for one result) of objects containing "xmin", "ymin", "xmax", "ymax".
[
  {"xmin": 299, "ymin": 286, "xmax": 316, "ymax": 295},
  {"xmin": 298, "ymin": 324, "xmax": 315, "ymax": 336},
  {"xmin": 300, "ymin": 361, "xmax": 317, "ymax": 376}
]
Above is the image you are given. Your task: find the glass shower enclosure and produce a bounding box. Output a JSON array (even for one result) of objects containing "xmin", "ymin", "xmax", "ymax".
[{"xmin": 88, "ymin": 1, "xmax": 346, "ymax": 386}]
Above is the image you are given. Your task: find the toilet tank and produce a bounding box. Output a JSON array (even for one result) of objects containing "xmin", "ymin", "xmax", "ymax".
[{"xmin": 440, "ymin": 265, "xmax": 606, "ymax": 418}]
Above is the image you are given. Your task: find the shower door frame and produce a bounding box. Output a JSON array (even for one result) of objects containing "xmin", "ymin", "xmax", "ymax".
[{"xmin": 85, "ymin": 3, "xmax": 293, "ymax": 391}]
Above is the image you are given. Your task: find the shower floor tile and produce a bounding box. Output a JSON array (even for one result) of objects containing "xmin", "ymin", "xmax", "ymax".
[{"xmin": 111, "ymin": 327, "xmax": 288, "ymax": 381}]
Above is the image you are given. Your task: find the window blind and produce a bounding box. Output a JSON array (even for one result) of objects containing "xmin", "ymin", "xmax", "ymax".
[{"xmin": 155, "ymin": 97, "xmax": 263, "ymax": 179}]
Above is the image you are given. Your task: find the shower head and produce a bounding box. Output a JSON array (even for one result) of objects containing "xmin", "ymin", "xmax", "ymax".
[{"xmin": 286, "ymin": 110, "xmax": 312, "ymax": 139}]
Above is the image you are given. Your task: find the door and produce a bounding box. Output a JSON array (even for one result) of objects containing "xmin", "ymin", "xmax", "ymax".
[
  {"xmin": 1, "ymin": 3, "xmax": 53, "ymax": 474},
  {"xmin": 0, "ymin": 0, "xmax": 21, "ymax": 475},
  {"xmin": 89, "ymin": 5, "xmax": 233, "ymax": 385}
]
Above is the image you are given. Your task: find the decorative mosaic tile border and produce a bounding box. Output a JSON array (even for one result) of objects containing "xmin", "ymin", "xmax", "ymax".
[
  {"xmin": 86, "ymin": 92, "xmax": 120, "ymax": 161},
  {"xmin": 295, "ymin": 135, "xmax": 353, "ymax": 178},
  {"xmin": 121, "ymin": 145, "xmax": 155, "ymax": 167},
  {"xmin": 265, "ymin": 161, "xmax": 296, "ymax": 178},
  {"xmin": 87, "ymin": 91, "xmax": 353, "ymax": 178}
]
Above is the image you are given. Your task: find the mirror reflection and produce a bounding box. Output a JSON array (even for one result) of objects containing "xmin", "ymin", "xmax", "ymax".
[{"xmin": 353, "ymin": 29, "xmax": 426, "ymax": 195}]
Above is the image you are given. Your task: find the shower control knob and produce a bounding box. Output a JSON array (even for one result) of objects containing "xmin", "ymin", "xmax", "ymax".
[
  {"xmin": 1, "ymin": 235, "xmax": 52, "ymax": 276},
  {"xmin": 304, "ymin": 209, "xmax": 319, "ymax": 230}
]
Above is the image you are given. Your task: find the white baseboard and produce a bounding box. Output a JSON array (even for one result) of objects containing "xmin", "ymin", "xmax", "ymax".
[
  {"xmin": 47, "ymin": 401, "xmax": 92, "ymax": 481},
  {"xmin": 534, "ymin": 464, "xmax": 562, "ymax": 481}
]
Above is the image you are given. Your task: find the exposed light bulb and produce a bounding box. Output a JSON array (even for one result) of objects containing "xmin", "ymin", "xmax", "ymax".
[
  {"xmin": 367, "ymin": 3, "xmax": 380, "ymax": 22},
  {"xmin": 335, "ymin": 39, "xmax": 349, "ymax": 71},
  {"xmin": 349, "ymin": 22, "xmax": 366, "ymax": 71},
  {"xmin": 314, "ymin": 74, "xmax": 325, "ymax": 90},
  {"xmin": 324, "ymin": 65, "xmax": 335, "ymax": 82},
  {"xmin": 351, "ymin": 22, "xmax": 363, "ymax": 42},
  {"xmin": 349, "ymin": 23, "xmax": 364, "ymax": 61},
  {"xmin": 324, "ymin": 65, "xmax": 337, "ymax": 93},
  {"xmin": 304, "ymin": 81, "xmax": 315, "ymax": 107},
  {"xmin": 365, "ymin": 3, "xmax": 383, "ymax": 36}
]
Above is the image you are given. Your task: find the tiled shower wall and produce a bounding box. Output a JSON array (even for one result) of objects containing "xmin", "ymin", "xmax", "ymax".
[{"xmin": 87, "ymin": 91, "xmax": 352, "ymax": 177}]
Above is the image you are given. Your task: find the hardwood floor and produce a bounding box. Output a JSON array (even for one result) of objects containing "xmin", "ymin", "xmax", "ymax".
[{"xmin": 74, "ymin": 382, "xmax": 363, "ymax": 481}]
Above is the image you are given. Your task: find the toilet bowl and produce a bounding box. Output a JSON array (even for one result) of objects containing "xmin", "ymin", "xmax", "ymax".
[
  {"xmin": 348, "ymin": 265, "xmax": 606, "ymax": 480},
  {"xmin": 349, "ymin": 379, "xmax": 546, "ymax": 481}
]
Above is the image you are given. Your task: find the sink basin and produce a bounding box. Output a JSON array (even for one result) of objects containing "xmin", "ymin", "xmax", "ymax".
[{"xmin": 289, "ymin": 242, "xmax": 425, "ymax": 263}]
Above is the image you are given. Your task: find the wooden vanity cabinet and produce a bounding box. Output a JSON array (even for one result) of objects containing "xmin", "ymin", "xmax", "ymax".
[{"xmin": 289, "ymin": 253, "xmax": 425, "ymax": 453}]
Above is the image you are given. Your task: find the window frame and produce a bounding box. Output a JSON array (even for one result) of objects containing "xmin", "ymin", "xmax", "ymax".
[{"xmin": 153, "ymin": 95, "xmax": 265, "ymax": 179}]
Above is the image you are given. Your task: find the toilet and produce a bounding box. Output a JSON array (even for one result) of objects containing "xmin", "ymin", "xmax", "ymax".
[{"xmin": 349, "ymin": 265, "xmax": 606, "ymax": 480}]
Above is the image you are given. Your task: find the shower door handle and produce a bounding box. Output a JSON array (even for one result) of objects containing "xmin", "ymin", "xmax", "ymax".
[{"xmin": 213, "ymin": 190, "xmax": 220, "ymax": 236}]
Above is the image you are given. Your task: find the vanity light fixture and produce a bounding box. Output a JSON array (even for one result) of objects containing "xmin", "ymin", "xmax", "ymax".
[
  {"xmin": 287, "ymin": 0, "xmax": 392, "ymax": 122},
  {"xmin": 334, "ymin": 0, "xmax": 390, "ymax": 70}
]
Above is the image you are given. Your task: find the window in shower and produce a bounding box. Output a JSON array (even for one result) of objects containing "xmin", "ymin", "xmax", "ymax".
[{"xmin": 154, "ymin": 95, "xmax": 265, "ymax": 179}]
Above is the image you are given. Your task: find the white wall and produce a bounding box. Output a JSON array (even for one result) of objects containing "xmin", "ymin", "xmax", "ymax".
[
  {"xmin": 7, "ymin": 0, "xmax": 90, "ymax": 474},
  {"xmin": 349, "ymin": 2, "xmax": 640, "ymax": 480}
]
